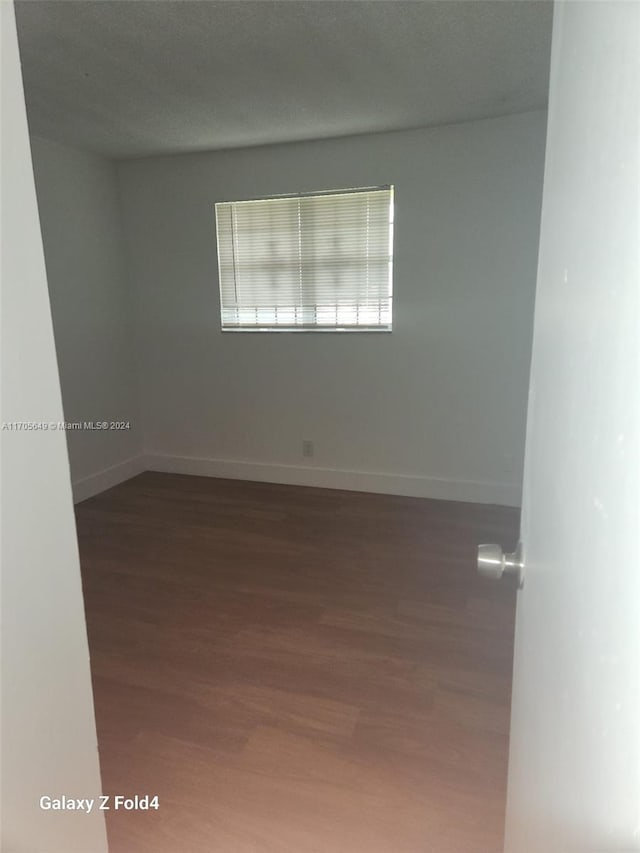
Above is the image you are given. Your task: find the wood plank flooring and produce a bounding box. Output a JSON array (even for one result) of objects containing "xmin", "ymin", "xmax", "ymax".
[{"xmin": 76, "ymin": 472, "xmax": 519, "ymax": 853}]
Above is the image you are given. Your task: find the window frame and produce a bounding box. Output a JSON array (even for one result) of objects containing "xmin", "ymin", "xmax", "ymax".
[{"xmin": 214, "ymin": 185, "xmax": 394, "ymax": 334}]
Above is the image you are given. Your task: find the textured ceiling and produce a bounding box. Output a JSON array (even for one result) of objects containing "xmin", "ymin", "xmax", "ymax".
[{"xmin": 15, "ymin": 0, "xmax": 553, "ymax": 160}]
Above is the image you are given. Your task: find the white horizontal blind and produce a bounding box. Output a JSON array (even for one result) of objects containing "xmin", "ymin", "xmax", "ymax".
[{"xmin": 215, "ymin": 186, "xmax": 394, "ymax": 331}]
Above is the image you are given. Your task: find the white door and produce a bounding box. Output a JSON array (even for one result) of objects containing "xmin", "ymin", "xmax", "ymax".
[
  {"xmin": 1, "ymin": 4, "xmax": 107, "ymax": 851},
  {"xmin": 498, "ymin": 2, "xmax": 640, "ymax": 850}
]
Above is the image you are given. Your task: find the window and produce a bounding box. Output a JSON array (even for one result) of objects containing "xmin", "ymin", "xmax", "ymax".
[{"xmin": 215, "ymin": 186, "xmax": 394, "ymax": 331}]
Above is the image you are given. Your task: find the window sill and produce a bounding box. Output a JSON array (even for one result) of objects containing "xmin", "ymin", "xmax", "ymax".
[{"xmin": 220, "ymin": 326, "xmax": 393, "ymax": 334}]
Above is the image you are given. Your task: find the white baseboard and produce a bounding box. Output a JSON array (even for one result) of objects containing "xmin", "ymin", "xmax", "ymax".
[
  {"xmin": 72, "ymin": 455, "xmax": 146, "ymax": 504},
  {"xmin": 143, "ymin": 453, "xmax": 521, "ymax": 507}
]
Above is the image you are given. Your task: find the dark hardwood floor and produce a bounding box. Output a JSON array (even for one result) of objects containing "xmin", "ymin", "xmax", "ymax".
[{"xmin": 76, "ymin": 472, "xmax": 519, "ymax": 853}]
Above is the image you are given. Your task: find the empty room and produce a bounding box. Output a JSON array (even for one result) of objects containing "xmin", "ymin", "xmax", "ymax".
[{"xmin": 3, "ymin": 1, "xmax": 639, "ymax": 852}]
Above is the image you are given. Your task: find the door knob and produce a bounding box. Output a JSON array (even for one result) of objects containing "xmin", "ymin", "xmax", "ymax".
[{"xmin": 477, "ymin": 542, "xmax": 524, "ymax": 587}]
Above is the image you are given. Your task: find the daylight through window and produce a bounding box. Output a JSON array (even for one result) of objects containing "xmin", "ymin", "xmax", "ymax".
[{"xmin": 215, "ymin": 186, "xmax": 394, "ymax": 331}]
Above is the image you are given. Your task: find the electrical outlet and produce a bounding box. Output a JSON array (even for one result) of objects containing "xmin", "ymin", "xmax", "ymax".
[{"xmin": 302, "ymin": 440, "xmax": 314, "ymax": 458}]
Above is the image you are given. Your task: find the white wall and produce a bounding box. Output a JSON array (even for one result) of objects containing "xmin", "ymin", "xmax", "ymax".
[
  {"xmin": 0, "ymin": 4, "xmax": 107, "ymax": 851},
  {"xmin": 117, "ymin": 110, "xmax": 546, "ymax": 505},
  {"xmin": 505, "ymin": 2, "xmax": 640, "ymax": 849},
  {"xmin": 30, "ymin": 135, "xmax": 143, "ymax": 502}
]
